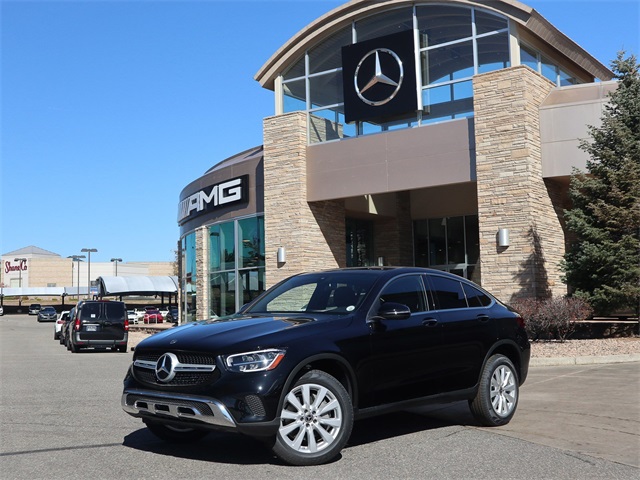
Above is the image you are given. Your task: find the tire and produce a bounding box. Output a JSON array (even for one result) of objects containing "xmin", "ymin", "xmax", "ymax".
[
  {"xmin": 272, "ymin": 370, "xmax": 353, "ymax": 466},
  {"xmin": 469, "ymin": 354, "xmax": 519, "ymax": 427},
  {"xmin": 144, "ymin": 420, "xmax": 209, "ymax": 443},
  {"xmin": 118, "ymin": 345, "xmax": 127, "ymax": 353},
  {"xmin": 70, "ymin": 341, "xmax": 79, "ymax": 353}
]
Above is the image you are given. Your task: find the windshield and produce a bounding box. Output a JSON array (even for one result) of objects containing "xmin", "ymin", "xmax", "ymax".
[{"xmin": 245, "ymin": 272, "xmax": 377, "ymax": 314}]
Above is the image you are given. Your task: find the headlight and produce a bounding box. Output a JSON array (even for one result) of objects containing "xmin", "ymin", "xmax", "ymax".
[{"xmin": 224, "ymin": 349, "xmax": 286, "ymax": 373}]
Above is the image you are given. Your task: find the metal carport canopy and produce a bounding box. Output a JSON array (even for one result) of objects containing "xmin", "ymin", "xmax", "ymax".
[{"xmin": 97, "ymin": 276, "xmax": 178, "ymax": 297}]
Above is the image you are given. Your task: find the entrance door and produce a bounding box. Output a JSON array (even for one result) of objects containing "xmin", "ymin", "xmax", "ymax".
[{"xmin": 346, "ymin": 218, "xmax": 374, "ymax": 267}]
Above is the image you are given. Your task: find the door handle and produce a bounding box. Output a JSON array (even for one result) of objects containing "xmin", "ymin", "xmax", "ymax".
[
  {"xmin": 477, "ymin": 314, "xmax": 489, "ymax": 322},
  {"xmin": 422, "ymin": 318, "xmax": 438, "ymax": 327}
]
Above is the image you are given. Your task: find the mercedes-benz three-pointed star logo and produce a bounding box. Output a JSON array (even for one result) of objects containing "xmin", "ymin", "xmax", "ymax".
[
  {"xmin": 155, "ymin": 352, "xmax": 178, "ymax": 383},
  {"xmin": 354, "ymin": 48, "xmax": 404, "ymax": 106}
]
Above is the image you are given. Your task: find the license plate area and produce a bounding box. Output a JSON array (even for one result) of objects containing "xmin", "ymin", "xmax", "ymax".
[{"xmin": 85, "ymin": 324, "xmax": 100, "ymax": 332}]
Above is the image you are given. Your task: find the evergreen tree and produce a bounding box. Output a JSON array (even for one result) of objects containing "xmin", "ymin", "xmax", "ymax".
[{"xmin": 562, "ymin": 52, "xmax": 640, "ymax": 315}]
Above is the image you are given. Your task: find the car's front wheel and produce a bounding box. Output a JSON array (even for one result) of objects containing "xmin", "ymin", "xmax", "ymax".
[
  {"xmin": 469, "ymin": 354, "xmax": 519, "ymax": 426},
  {"xmin": 272, "ymin": 370, "xmax": 353, "ymax": 466},
  {"xmin": 143, "ymin": 420, "xmax": 209, "ymax": 443}
]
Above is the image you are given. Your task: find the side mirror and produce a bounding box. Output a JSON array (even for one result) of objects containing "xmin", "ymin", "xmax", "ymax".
[{"xmin": 376, "ymin": 302, "xmax": 411, "ymax": 320}]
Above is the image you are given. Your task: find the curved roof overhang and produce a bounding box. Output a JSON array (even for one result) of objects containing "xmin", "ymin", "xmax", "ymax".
[
  {"xmin": 97, "ymin": 276, "xmax": 179, "ymax": 297},
  {"xmin": 255, "ymin": 0, "xmax": 613, "ymax": 90}
]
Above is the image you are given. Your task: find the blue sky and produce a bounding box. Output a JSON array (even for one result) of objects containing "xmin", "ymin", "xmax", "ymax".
[{"xmin": 1, "ymin": 0, "xmax": 638, "ymax": 263}]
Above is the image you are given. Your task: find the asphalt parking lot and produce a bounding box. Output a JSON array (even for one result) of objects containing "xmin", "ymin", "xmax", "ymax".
[{"xmin": 1, "ymin": 315, "xmax": 638, "ymax": 479}]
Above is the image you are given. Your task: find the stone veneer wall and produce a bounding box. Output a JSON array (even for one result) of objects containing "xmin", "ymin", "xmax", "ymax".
[
  {"xmin": 195, "ymin": 226, "xmax": 210, "ymax": 320},
  {"xmin": 263, "ymin": 111, "xmax": 346, "ymax": 288},
  {"xmin": 474, "ymin": 65, "xmax": 566, "ymax": 301}
]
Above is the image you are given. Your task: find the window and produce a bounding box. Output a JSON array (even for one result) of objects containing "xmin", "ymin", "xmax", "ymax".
[
  {"xmin": 278, "ymin": 5, "xmax": 511, "ymax": 143},
  {"xmin": 209, "ymin": 215, "xmax": 266, "ymax": 318},
  {"xmin": 462, "ymin": 283, "xmax": 492, "ymax": 307},
  {"xmin": 378, "ymin": 275, "xmax": 427, "ymax": 313},
  {"xmin": 519, "ymin": 42, "xmax": 583, "ymax": 87},
  {"xmin": 428, "ymin": 275, "xmax": 467, "ymax": 310},
  {"xmin": 414, "ymin": 215, "xmax": 479, "ymax": 280}
]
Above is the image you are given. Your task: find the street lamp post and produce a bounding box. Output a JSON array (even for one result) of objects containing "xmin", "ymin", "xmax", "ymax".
[
  {"xmin": 81, "ymin": 248, "xmax": 97, "ymax": 299},
  {"xmin": 13, "ymin": 258, "xmax": 27, "ymax": 307},
  {"xmin": 68, "ymin": 255, "xmax": 85, "ymax": 299},
  {"xmin": 110, "ymin": 258, "xmax": 123, "ymax": 276}
]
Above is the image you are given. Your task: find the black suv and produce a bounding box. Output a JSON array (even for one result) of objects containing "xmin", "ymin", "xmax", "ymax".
[
  {"xmin": 122, "ymin": 268, "xmax": 530, "ymax": 465},
  {"xmin": 68, "ymin": 300, "xmax": 128, "ymax": 353}
]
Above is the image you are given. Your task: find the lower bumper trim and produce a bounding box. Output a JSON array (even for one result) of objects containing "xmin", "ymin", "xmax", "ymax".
[{"xmin": 121, "ymin": 388, "xmax": 236, "ymax": 429}]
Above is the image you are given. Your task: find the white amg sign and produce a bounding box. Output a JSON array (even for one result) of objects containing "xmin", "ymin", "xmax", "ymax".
[{"xmin": 178, "ymin": 176, "xmax": 246, "ymax": 223}]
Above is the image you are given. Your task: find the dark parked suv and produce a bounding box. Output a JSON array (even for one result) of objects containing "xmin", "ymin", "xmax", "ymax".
[
  {"xmin": 122, "ymin": 267, "xmax": 530, "ymax": 465},
  {"xmin": 68, "ymin": 300, "xmax": 128, "ymax": 353}
]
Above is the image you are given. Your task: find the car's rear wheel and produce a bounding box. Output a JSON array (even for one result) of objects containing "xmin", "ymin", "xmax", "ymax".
[
  {"xmin": 143, "ymin": 420, "xmax": 209, "ymax": 443},
  {"xmin": 469, "ymin": 354, "xmax": 519, "ymax": 426},
  {"xmin": 272, "ymin": 370, "xmax": 353, "ymax": 466}
]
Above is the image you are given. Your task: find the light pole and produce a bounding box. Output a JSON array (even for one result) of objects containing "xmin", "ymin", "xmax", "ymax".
[
  {"xmin": 68, "ymin": 255, "xmax": 85, "ymax": 299},
  {"xmin": 13, "ymin": 257, "xmax": 27, "ymax": 287},
  {"xmin": 81, "ymin": 248, "xmax": 97, "ymax": 299},
  {"xmin": 13, "ymin": 257, "xmax": 27, "ymax": 307},
  {"xmin": 110, "ymin": 258, "xmax": 122, "ymax": 276}
]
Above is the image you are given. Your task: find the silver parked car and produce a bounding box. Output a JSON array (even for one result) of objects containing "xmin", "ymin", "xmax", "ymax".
[{"xmin": 37, "ymin": 306, "xmax": 57, "ymax": 322}]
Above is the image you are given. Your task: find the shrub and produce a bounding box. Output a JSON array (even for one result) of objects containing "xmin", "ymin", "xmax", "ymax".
[{"xmin": 511, "ymin": 296, "xmax": 593, "ymax": 342}]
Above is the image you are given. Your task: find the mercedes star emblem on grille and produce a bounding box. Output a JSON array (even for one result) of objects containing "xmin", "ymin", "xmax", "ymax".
[{"xmin": 155, "ymin": 352, "xmax": 179, "ymax": 383}]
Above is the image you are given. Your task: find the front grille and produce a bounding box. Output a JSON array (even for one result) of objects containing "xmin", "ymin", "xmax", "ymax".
[
  {"xmin": 136, "ymin": 352, "xmax": 217, "ymax": 365},
  {"xmin": 132, "ymin": 350, "xmax": 220, "ymax": 387},
  {"xmin": 134, "ymin": 368, "xmax": 218, "ymax": 386}
]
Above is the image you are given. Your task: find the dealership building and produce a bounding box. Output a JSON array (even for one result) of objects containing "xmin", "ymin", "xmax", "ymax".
[{"xmin": 178, "ymin": 0, "xmax": 616, "ymax": 322}]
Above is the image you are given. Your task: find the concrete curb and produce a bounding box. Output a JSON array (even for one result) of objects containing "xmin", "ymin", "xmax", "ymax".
[{"xmin": 530, "ymin": 353, "xmax": 640, "ymax": 366}]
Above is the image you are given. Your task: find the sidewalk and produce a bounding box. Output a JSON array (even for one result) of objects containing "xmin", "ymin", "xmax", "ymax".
[{"xmin": 530, "ymin": 353, "xmax": 640, "ymax": 366}]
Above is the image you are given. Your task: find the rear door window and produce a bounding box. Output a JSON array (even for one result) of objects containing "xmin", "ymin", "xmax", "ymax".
[
  {"xmin": 105, "ymin": 302, "xmax": 126, "ymax": 321},
  {"xmin": 80, "ymin": 302, "xmax": 101, "ymax": 321},
  {"xmin": 428, "ymin": 275, "xmax": 468, "ymax": 310}
]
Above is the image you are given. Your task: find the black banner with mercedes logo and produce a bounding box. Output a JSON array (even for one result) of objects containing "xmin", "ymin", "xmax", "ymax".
[{"xmin": 341, "ymin": 30, "xmax": 417, "ymax": 124}]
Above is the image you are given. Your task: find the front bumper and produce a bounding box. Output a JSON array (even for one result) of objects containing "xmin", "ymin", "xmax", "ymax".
[{"xmin": 122, "ymin": 387, "xmax": 236, "ymax": 429}]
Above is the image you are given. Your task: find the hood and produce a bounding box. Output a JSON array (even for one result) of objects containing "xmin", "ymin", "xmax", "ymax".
[{"xmin": 135, "ymin": 314, "xmax": 325, "ymax": 354}]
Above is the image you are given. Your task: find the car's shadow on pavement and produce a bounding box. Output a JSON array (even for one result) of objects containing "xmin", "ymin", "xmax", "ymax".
[
  {"xmin": 122, "ymin": 401, "xmax": 479, "ymax": 465},
  {"xmin": 348, "ymin": 401, "xmax": 479, "ymax": 447}
]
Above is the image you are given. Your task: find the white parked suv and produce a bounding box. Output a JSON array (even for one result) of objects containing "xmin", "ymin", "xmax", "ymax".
[{"xmin": 54, "ymin": 311, "xmax": 70, "ymax": 339}]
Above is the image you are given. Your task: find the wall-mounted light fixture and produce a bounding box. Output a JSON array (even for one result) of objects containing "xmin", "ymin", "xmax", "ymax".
[
  {"xmin": 277, "ymin": 247, "xmax": 286, "ymax": 264},
  {"xmin": 497, "ymin": 228, "xmax": 510, "ymax": 248}
]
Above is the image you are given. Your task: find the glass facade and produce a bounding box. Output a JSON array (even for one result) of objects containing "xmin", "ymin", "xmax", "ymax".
[
  {"xmin": 414, "ymin": 215, "xmax": 480, "ymax": 283},
  {"xmin": 520, "ymin": 42, "xmax": 579, "ymax": 86},
  {"xmin": 281, "ymin": 4, "xmax": 511, "ymax": 143},
  {"xmin": 209, "ymin": 216, "xmax": 265, "ymax": 318},
  {"xmin": 181, "ymin": 216, "xmax": 265, "ymax": 321}
]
